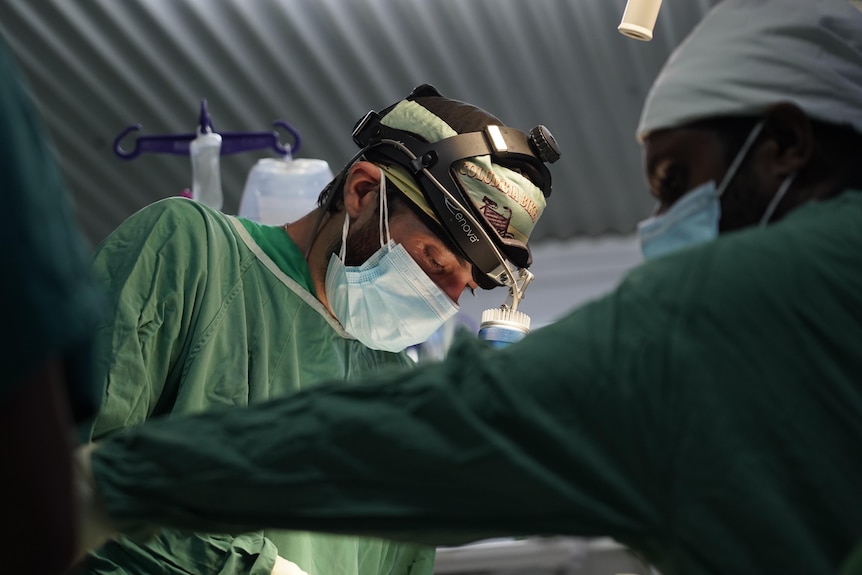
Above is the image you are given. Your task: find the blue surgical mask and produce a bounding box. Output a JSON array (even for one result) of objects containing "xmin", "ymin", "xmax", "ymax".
[
  {"xmin": 324, "ymin": 169, "xmax": 459, "ymax": 353},
  {"xmin": 637, "ymin": 120, "xmax": 766, "ymax": 260},
  {"xmin": 637, "ymin": 180, "xmax": 721, "ymax": 260}
]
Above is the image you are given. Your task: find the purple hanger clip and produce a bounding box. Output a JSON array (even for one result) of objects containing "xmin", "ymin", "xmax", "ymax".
[{"xmin": 113, "ymin": 99, "xmax": 302, "ymax": 160}]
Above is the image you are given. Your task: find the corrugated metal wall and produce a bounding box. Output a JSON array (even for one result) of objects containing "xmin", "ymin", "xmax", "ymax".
[{"xmin": 0, "ymin": 0, "xmax": 717, "ymax": 245}]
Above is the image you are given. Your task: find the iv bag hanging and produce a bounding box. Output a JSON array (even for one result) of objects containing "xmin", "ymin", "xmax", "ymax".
[
  {"xmin": 114, "ymin": 99, "xmax": 304, "ymax": 212},
  {"xmin": 238, "ymin": 155, "xmax": 334, "ymax": 225}
]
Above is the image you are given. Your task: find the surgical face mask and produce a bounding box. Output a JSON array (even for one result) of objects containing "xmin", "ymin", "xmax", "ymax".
[
  {"xmin": 324, "ymin": 169, "xmax": 459, "ymax": 352},
  {"xmin": 638, "ymin": 120, "xmax": 769, "ymax": 260}
]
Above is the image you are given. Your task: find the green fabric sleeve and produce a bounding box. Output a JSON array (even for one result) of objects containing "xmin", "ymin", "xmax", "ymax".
[{"xmin": 90, "ymin": 280, "xmax": 671, "ymax": 547}]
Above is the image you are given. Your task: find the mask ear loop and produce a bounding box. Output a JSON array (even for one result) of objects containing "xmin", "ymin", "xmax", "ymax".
[
  {"xmin": 717, "ymin": 120, "xmax": 765, "ymax": 197},
  {"xmin": 338, "ymin": 211, "xmax": 350, "ymax": 262},
  {"xmin": 305, "ymin": 146, "xmax": 372, "ymax": 260},
  {"xmin": 759, "ymin": 173, "xmax": 796, "ymax": 226},
  {"xmin": 336, "ymin": 163, "xmax": 392, "ymax": 263},
  {"xmin": 378, "ymin": 167, "xmax": 392, "ymax": 252}
]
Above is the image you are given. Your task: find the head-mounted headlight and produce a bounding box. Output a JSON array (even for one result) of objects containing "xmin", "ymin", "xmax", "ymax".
[{"xmin": 351, "ymin": 110, "xmax": 560, "ymax": 289}]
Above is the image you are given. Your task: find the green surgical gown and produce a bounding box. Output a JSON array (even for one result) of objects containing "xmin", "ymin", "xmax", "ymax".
[
  {"xmin": 93, "ymin": 190, "xmax": 862, "ymax": 575},
  {"xmin": 79, "ymin": 197, "xmax": 433, "ymax": 575}
]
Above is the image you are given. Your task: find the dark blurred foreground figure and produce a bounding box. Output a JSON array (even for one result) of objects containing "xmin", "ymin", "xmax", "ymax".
[
  {"xmin": 77, "ymin": 1, "xmax": 862, "ymax": 574},
  {"xmin": 0, "ymin": 33, "xmax": 103, "ymax": 575}
]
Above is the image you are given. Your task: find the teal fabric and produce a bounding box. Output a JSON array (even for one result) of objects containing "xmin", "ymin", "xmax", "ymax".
[
  {"xmin": 80, "ymin": 197, "xmax": 432, "ymax": 575},
  {"xmin": 94, "ymin": 190, "xmax": 862, "ymax": 575},
  {"xmin": 842, "ymin": 541, "xmax": 862, "ymax": 575},
  {"xmin": 0, "ymin": 34, "xmax": 102, "ymax": 418}
]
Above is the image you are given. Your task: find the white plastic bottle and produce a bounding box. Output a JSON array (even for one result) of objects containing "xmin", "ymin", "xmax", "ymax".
[
  {"xmin": 238, "ymin": 154, "xmax": 334, "ymax": 225},
  {"xmin": 189, "ymin": 130, "xmax": 224, "ymax": 211}
]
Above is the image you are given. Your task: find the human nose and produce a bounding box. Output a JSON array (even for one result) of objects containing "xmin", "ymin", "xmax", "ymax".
[{"xmin": 437, "ymin": 263, "xmax": 477, "ymax": 305}]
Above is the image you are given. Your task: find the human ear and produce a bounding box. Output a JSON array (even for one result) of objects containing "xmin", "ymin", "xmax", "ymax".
[
  {"xmin": 342, "ymin": 161, "xmax": 382, "ymax": 218},
  {"xmin": 761, "ymin": 102, "xmax": 813, "ymax": 177}
]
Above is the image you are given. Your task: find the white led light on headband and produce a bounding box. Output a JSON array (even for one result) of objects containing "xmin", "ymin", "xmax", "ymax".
[{"xmin": 486, "ymin": 125, "xmax": 508, "ymax": 152}]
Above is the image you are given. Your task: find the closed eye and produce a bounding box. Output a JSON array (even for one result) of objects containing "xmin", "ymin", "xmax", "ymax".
[{"xmin": 424, "ymin": 246, "xmax": 446, "ymax": 273}]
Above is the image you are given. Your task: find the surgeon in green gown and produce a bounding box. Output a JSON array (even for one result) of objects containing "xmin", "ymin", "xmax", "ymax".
[
  {"xmin": 76, "ymin": 2, "xmax": 862, "ymax": 575},
  {"xmin": 74, "ymin": 86, "xmax": 559, "ymax": 575}
]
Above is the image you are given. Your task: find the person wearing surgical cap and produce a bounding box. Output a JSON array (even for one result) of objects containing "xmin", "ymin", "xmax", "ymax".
[
  {"xmin": 75, "ymin": 1, "xmax": 862, "ymax": 574},
  {"xmin": 71, "ymin": 85, "xmax": 558, "ymax": 575}
]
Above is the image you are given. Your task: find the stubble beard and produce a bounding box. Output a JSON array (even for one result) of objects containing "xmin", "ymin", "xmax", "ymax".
[{"xmin": 322, "ymin": 213, "xmax": 386, "ymax": 279}]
